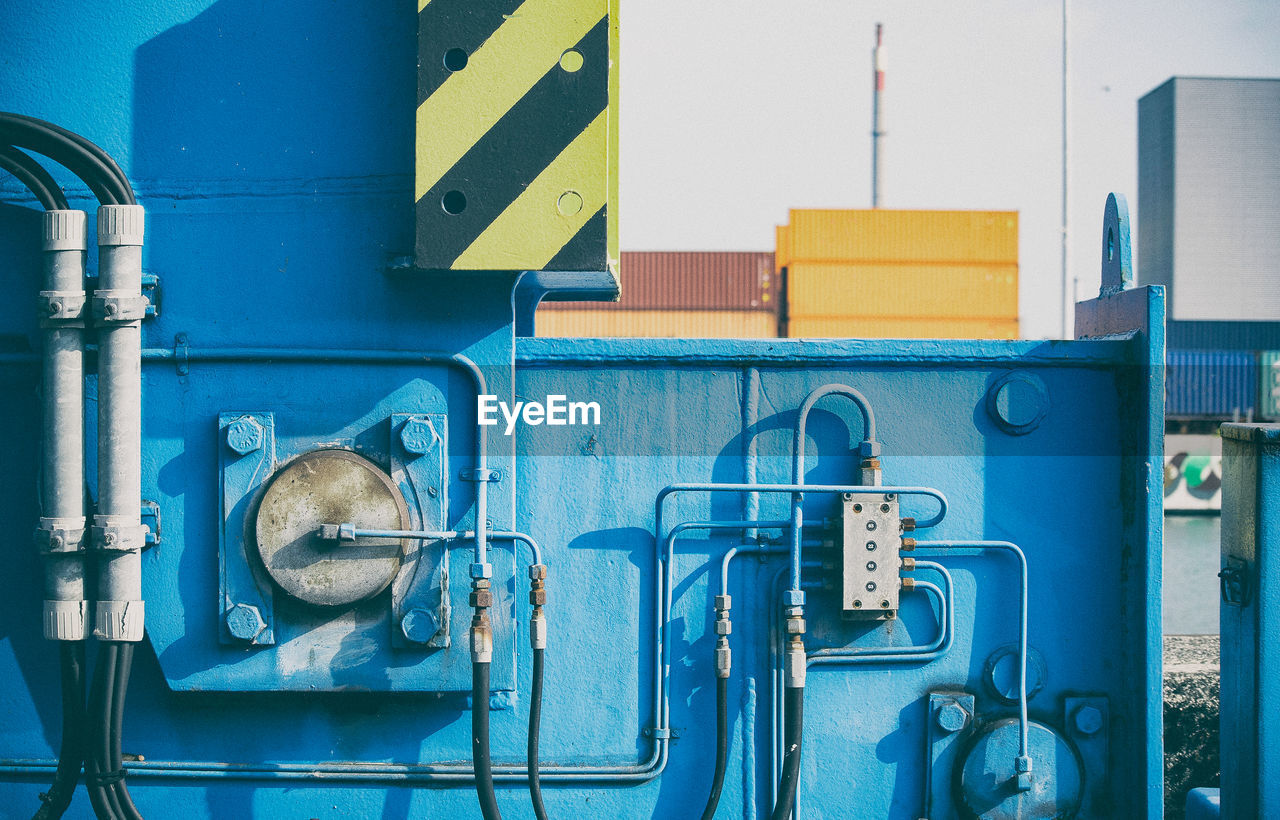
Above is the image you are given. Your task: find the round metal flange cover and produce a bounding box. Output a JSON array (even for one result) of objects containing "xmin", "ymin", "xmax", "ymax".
[
  {"xmin": 954, "ymin": 718, "xmax": 1083, "ymax": 820},
  {"xmin": 254, "ymin": 449, "xmax": 409, "ymax": 607}
]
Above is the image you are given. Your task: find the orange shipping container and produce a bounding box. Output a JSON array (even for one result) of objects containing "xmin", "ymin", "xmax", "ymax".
[
  {"xmin": 777, "ymin": 209, "xmax": 1018, "ymax": 269},
  {"xmin": 535, "ymin": 309, "xmax": 778, "ymax": 338},
  {"xmin": 784, "ymin": 262, "xmax": 1017, "ymax": 321},
  {"xmin": 786, "ymin": 316, "xmax": 1018, "ymax": 340}
]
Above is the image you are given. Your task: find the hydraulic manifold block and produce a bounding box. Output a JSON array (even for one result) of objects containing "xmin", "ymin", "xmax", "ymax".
[{"xmin": 840, "ymin": 491, "xmax": 906, "ymax": 617}]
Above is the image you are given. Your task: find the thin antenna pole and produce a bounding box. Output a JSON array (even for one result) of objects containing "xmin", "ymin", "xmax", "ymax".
[
  {"xmin": 871, "ymin": 23, "xmax": 885, "ymax": 209},
  {"xmin": 1061, "ymin": 0, "xmax": 1071, "ymax": 338}
]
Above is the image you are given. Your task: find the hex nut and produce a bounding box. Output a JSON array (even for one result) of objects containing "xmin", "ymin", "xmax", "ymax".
[
  {"xmin": 225, "ymin": 417, "xmax": 264, "ymax": 455},
  {"xmin": 400, "ymin": 608, "xmax": 439, "ymax": 643},
  {"xmin": 470, "ymin": 589, "xmax": 494, "ymax": 608},
  {"xmin": 785, "ymin": 617, "xmax": 806, "ymax": 635},
  {"xmin": 935, "ymin": 700, "xmax": 970, "ymax": 733},
  {"xmin": 714, "ymin": 594, "xmax": 732, "ymax": 611},
  {"xmin": 470, "ymin": 562, "xmax": 493, "ymax": 579},
  {"xmin": 714, "ymin": 618, "xmax": 732, "ymax": 636},
  {"xmin": 1073, "ymin": 704, "xmax": 1104, "ymax": 736},
  {"xmin": 399, "ymin": 417, "xmax": 438, "ymax": 456},
  {"xmin": 715, "ymin": 644, "xmax": 732, "ymax": 677},
  {"xmin": 858, "ymin": 440, "xmax": 882, "ymax": 458},
  {"xmin": 528, "ymin": 564, "xmax": 547, "ymax": 580},
  {"xmin": 782, "ymin": 589, "xmax": 806, "ymax": 607},
  {"xmin": 528, "ymin": 588, "xmax": 547, "ymax": 606},
  {"xmin": 225, "ymin": 603, "xmax": 266, "ymax": 641}
]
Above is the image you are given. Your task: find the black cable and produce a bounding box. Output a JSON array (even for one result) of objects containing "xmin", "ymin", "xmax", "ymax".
[
  {"xmin": 472, "ymin": 661, "xmax": 503, "ymax": 820},
  {"xmin": 0, "ymin": 117, "xmax": 121, "ymax": 205},
  {"xmin": 32, "ymin": 642, "xmax": 86, "ymax": 820},
  {"xmin": 109, "ymin": 644, "xmax": 143, "ymax": 820},
  {"xmin": 699, "ymin": 676, "xmax": 729, "ymax": 820},
  {"xmin": 0, "ymin": 114, "xmax": 133, "ymax": 204},
  {"xmin": 769, "ymin": 686, "xmax": 804, "ymax": 820},
  {"xmin": 0, "ymin": 146, "xmax": 67, "ymax": 211},
  {"xmin": 528, "ymin": 647, "xmax": 547, "ymax": 820},
  {"xmin": 86, "ymin": 643, "xmax": 120, "ymax": 820}
]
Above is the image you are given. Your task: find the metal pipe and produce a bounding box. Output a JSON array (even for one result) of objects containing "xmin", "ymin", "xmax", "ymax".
[
  {"xmin": 916, "ymin": 542, "xmax": 1031, "ymax": 766},
  {"xmin": 38, "ymin": 210, "xmax": 89, "ymax": 642},
  {"xmin": 871, "ymin": 23, "xmax": 885, "ymax": 208},
  {"xmin": 92, "ymin": 204, "xmax": 146, "ymax": 642}
]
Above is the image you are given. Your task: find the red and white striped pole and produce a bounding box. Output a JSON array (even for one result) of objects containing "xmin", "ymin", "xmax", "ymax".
[{"xmin": 871, "ymin": 23, "xmax": 885, "ymax": 209}]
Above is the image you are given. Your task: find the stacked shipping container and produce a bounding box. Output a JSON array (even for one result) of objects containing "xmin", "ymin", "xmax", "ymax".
[
  {"xmin": 535, "ymin": 251, "xmax": 778, "ymax": 337},
  {"xmin": 776, "ymin": 209, "xmax": 1019, "ymax": 339},
  {"xmin": 1161, "ymin": 322, "xmax": 1280, "ymax": 421}
]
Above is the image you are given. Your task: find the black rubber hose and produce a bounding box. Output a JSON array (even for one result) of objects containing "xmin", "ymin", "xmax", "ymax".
[
  {"xmin": 86, "ymin": 644, "xmax": 120, "ymax": 820},
  {"xmin": 699, "ymin": 676, "xmax": 729, "ymax": 820},
  {"xmin": 472, "ymin": 661, "xmax": 502, "ymax": 820},
  {"xmin": 527, "ymin": 647, "xmax": 547, "ymax": 820},
  {"xmin": 0, "ymin": 121, "xmax": 117, "ymax": 206},
  {"xmin": 769, "ymin": 686, "xmax": 804, "ymax": 820},
  {"xmin": 32, "ymin": 641, "xmax": 86, "ymax": 820},
  {"xmin": 109, "ymin": 644, "xmax": 143, "ymax": 820},
  {"xmin": 0, "ymin": 114, "xmax": 133, "ymax": 204},
  {"xmin": 0, "ymin": 146, "xmax": 67, "ymax": 211}
]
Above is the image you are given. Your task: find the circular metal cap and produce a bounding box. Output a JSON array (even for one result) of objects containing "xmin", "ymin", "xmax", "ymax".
[
  {"xmin": 254, "ymin": 449, "xmax": 409, "ymax": 607},
  {"xmin": 955, "ymin": 719, "xmax": 1083, "ymax": 820}
]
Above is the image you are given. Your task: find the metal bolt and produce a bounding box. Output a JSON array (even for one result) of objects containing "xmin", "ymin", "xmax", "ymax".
[
  {"xmin": 866, "ymin": 521, "xmax": 877, "ymax": 531},
  {"xmin": 852, "ymin": 599, "xmax": 863, "ymax": 608},
  {"xmin": 865, "ymin": 581, "xmax": 876, "ymax": 592},
  {"xmin": 104, "ymin": 302, "xmax": 118, "ymax": 316},
  {"xmin": 880, "ymin": 600, "xmax": 890, "ymax": 608},
  {"xmin": 47, "ymin": 300, "xmax": 62, "ymax": 315},
  {"xmin": 225, "ymin": 603, "xmax": 266, "ymax": 642},
  {"xmin": 427, "ymin": 486, "xmax": 439, "ymax": 498},
  {"xmin": 866, "ymin": 561, "xmax": 877, "ymax": 571},
  {"xmin": 1073, "ymin": 704, "xmax": 1104, "ymax": 736},
  {"xmin": 399, "ymin": 417, "xmax": 439, "ymax": 456},
  {"xmin": 880, "ymin": 503, "xmax": 891, "ymax": 512},
  {"xmin": 866, "ymin": 541, "xmax": 877, "ymax": 551},
  {"xmin": 853, "ymin": 503, "xmax": 863, "ymax": 513},
  {"xmin": 225, "ymin": 417, "xmax": 264, "ymax": 455},
  {"xmin": 936, "ymin": 701, "xmax": 971, "ymax": 733},
  {"xmin": 103, "ymin": 532, "xmax": 117, "ymax": 546},
  {"xmin": 400, "ymin": 608, "xmax": 439, "ymax": 644},
  {"xmin": 50, "ymin": 534, "xmax": 65, "ymax": 549},
  {"xmin": 842, "ymin": 493, "xmax": 853, "ymax": 501},
  {"xmin": 884, "ymin": 493, "xmax": 896, "ymax": 501}
]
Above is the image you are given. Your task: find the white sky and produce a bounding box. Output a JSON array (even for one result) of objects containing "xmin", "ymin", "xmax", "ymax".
[{"xmin": 618, "ymin": 1, "xmax": 1280, "ymax": 338}]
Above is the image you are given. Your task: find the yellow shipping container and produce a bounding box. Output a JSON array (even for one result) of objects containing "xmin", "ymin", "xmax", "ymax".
[
  {"xmin": 786, "ymin": 316, "xmax": 1018, "ymax": 339},
  {"xmin": 778, "ymin": 209, "xmax": 1018, "ymax": 265},
  {"xmin": 536, "ymin": 309, "xmax": 778, "ymax": 338},
  {"xmin": 785, "ymin": 261, "xmax": 1017, "ymax": 320}
]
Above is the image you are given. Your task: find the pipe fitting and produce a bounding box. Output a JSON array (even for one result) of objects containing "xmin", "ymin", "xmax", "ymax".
[
  {"xmin": 529, "ymin": 610, "xmax": 547, "ymax": 649},
  {"xmin": 714, "ymin": 637, "xmax": 731, "ymax": 679},
  {"xmin": 784, "ymin": 636, "xmax": 807, "ymax": 688},
  {"xmin": 1014, "ymin": 754, "xmax": 1033, "ymax": 791},
  {"xmin": 469, "ymin": 622, "xmax": 494, "ymax": 664},
  {"xmin": 528, "ymin": 563, "xmax": 547, "ymax": 581},
  {"xmin": 714, "ymin": 615, "xmax": 732, "ymax": 636},
  {"xmin": 470, "ymin": 562, "xmax": 493, "ymax": 580},
  {"xmin": 714, "ymin": 594, "xmax": 731, "ymax": 612},
  {"xmin": 901, "ymin": 537, "xmax": 916, "ymax": 551},
  {"xmin": 782, "ymin": 589, "xmax": 805, "ymax": 607},
  {"xmin": 94, "ymin": 600, "xmax": 145, "ymax": 642},
  {"xmin": 43, "ymin": 599, "xmax": 87, "ymax": 641}
]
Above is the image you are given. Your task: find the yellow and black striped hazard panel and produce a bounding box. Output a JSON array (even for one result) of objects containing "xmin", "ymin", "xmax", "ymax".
[{"xmin": 415, "ymin": 0, "xmax": 618, "ymax": 273}]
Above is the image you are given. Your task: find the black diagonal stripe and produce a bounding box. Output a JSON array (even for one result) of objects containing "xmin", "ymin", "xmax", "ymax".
[
  {"xmin": 417, "ymin": 0, "xmax": 524, "ymax": 106},
  {"xmin": 544, "ymin": 205, "xmax": 607, "ymax": 271},
  {"xmin": 415, "ymin": 16, "xmax": 609, "ymax": 269}
]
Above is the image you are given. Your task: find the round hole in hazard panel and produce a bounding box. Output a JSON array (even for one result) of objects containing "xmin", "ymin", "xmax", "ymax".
[
  {"xmin": 443, "ymin": 48, "xmax": 468, "ymax": 72},
  {"xmin": 442, "ymin": 190, "xmax": 467, "ymax": 215},
  {"xmin": 559, "ymin": 49, "xmax": 584, "ymax": 72},
  {"xmin": 254, "ymin": 449, "xmax": 410, "ymax": 608},
  {"xmin": 557, "ymin": 190, "xmax": 583, "ymax": 216}
]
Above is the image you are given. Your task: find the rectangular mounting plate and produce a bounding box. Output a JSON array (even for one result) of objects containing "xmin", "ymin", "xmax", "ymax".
[
  {"xmin": 414, "ymin": 0, "xmax": 619, "ymax": 284},
  {"xmin": 841, "ymin": 491, "xmax": 901, "ymax": 617}
]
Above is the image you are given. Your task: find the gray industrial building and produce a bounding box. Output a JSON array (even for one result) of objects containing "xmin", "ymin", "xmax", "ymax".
[{"xmin": 1138, "ymin": 77, "xmax": 1280, "ymax": 322}]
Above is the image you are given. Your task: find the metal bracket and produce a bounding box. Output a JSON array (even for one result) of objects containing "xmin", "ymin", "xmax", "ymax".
[
  {"xmin": 926, "ymin": 690, "xmax": 976, "ymax": 819},
  {"xmin": 90, "ymin": 516, "xmax": 149, "ymax": 552},
  {"xmin": 1064, "ymin": 696, "xmax": 1110, "ymax": 818},
  {"xmin": 174, "ymin": 333, "xmax": 190, "ymax": 376},
  {"xmin": 391, "ymin": 413, "xmax": 451, "ymax": 650},
  {"xmin": 91, "ymin": 291, "xmax": 150, "ymax": 324},
  {"xmin": 34, "ymin": 517, "xmax": 87, "ymax": 554},
  {"xmin": 37, "ymin": 290, "xmax": 86, "ymax": 326},
  {"xmin": 141, "ymin": 272, "xmax": 161, "ymax": 318},
  {"xmin": 461, "ymin": 467, "xmax": 501, "ymax": 483},
  {"xmin": 1220, "ymin": 556, "xmax": 1252, "ymax": 606},
  {"xmin": 141, "ymin": 501, "xmax": 161, "ymax": 549},
  {"xmin": 218, "ymin": 412, "xmax": 277, "ymax": 646}
]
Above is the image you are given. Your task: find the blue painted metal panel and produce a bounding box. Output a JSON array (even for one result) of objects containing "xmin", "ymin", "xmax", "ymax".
[
  {"xmin": 1219, "ymin": 423, "xmax": 1280, "ymax": 820},
  {"xmin": 1166, "ymin": 350, "xmax": 1259, "ymax": 418},
  {"xmin": 0, "ymin": 2, "xmax": 1166, "ymax": 819}
]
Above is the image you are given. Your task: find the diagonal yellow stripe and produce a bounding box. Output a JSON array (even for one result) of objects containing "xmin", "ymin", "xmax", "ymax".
[
  {"xmin": 418, "ymin": 0, "xmax": 430, "ymax": 11},
  {"xmin": 415, "ymin": 0, "xmax": 603, "ymax": 201},
  {"xmin": 452, "ymin": 110, "xmax": 607, "ymax": 269}
]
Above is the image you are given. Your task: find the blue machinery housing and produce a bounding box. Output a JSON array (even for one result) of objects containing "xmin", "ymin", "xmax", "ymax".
[{"xmin": 0, "ymin": 3, "xmax": 1169, "ymax": 819}]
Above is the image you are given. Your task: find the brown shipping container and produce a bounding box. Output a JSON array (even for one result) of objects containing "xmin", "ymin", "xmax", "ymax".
[
  {"xmin": 546, "ymin": 251, "xmax": 777, "ymax": 311},
  {"xmin": 535, "ymin": 309, "xmax": 778, "ymax": 338},
  {"xmin": 785, "ymin": 261, "xmax": 1017, "ymax": 320},
  {"xmin": 786, "ymin": 316, "xmax": 1018, "ymax": 339}
]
